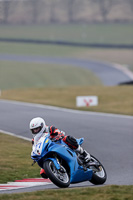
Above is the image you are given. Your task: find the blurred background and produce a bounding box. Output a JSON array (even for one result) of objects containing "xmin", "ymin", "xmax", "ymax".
[
  {"xmin": 0, "ymin": 0, "xmax": 133, "ymax": 24},
  {"xmin": 0, "ymin": 0, "xmax": 133, "ymax": 115},
  {"xmin": 0, "ymin": 0, "xmax": 133, "ymax": 45}
]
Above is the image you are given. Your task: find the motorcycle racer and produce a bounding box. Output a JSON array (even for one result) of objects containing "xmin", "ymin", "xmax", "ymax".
[{"xmin": 30, "ymin": 117, "xmax": 91, "ymax": 179}]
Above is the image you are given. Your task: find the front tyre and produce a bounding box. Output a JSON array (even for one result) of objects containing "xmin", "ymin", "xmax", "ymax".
[
  {"xmin": 43, "ymin": 160, "xmax": 70, "ymax": 188},
  {"xmin": 89, "ymin": 155, "xmax": 107, "ymax": 185}
]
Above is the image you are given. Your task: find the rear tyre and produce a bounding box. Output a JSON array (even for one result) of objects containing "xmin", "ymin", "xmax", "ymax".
[
  {"xmin": 89, "ymin": 155, "xmax": 107, "ymax": 185},
  {"xmin": 43, "ymin": 160, "xmax": 70, "ymax": 188}
]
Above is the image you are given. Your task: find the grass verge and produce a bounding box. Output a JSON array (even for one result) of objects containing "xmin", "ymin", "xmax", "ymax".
[
  {"xmin": 0, "ymin": 133, "xmax": 40, "ymax": 184},
  {"xmin": 0, "ymin": 185, "xmax": 133, "ymax": 200},
  {"xmin": 0, "ymin": 132, "xmax": 133, "ymax": 200},
  {"xmin": 0, "ymin": 60, "xmax": 102, "ymax": 90},
  {"xmin": 1, "ymin": 86, "xmax": 133, "ymax": 115},
  {"xmin": 0, "ymin": 24, "xmax": 133, "ymax": 45}
]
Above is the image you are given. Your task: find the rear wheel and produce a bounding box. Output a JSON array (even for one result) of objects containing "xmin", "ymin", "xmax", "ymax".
[
  {"xmin": 43, "ymin": 160, "xmax": 70, "ymax": 188},
  {"xmin": 89, "ymin": 155, "xmax": 107, "ymax": 185}
]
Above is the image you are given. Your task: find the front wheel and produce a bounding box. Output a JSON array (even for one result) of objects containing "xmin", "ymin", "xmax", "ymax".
[
  {"xmin": 43, "ymin": 160, "xmax": 70, "ymax": 188},
  {"xmin": 89, "ymin": 155, "xmax": 107, "ymax": 185}
]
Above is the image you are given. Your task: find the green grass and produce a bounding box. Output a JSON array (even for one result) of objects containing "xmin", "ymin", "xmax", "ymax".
[
  {"xmin": 0, "ymin": 24, "xmax": 133, "ymax": 45},
  {"xmin": 0, "ymin": 42, "xmax": 82, "ymax": 57},
  {"xmin": 0, "ymin": 27, "xmax": 133, "ymax": 116},
  {"xmin": 1, "ymin": 86, "xmax": 133, "ymax": 115},
  {"xmin": 0, "ymin": 133, "xmax": 40, "ymax": 184},
  {"xmin": 0, "ymin": 60, "xmax": 102, "ymax": 90},
  {"xmin": 0, "ymin": 132, "xmax": 133, "ymax": 200},
  {"xmin": 0, "ymin": 185, "xmax": 133, "ymax": 200}
]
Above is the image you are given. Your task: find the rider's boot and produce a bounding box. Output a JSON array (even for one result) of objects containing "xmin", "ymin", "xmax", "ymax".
[
  {"xmin": 40, "ymin": 168, "xmax": 48, "ymax": 179},
  {"xmin": 76, "ymin": 145, "xmax": 91, "ymax": 164}
]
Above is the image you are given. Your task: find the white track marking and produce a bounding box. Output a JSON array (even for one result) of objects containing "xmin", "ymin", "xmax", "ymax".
[
  {"xmin": 0, "ymin": 99, "xmax": 133, "ymax": 119},
  {"xmin": 0, "ymin": 178, "xmax": 52, "ymax": 191},
  {"xmin": 0, "ymin": 100, "xmax": 132, "ymax": 141},
  {"xmin": 0, "ymin": 129, "xmax": 31, "ymax": 141},
  {"xmin": 113, "ymin": 63, "xmax": 133, "ymax": 80}
]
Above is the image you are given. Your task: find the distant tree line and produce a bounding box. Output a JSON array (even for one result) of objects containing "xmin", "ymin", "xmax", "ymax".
[{"xmin": 0, "ymin": 0, "xmax": 133, "ymax": 24}]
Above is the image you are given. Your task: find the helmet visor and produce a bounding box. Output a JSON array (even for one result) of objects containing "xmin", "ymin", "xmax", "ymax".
[{"xmin": 31, "ymin": 126, "xmax": 41, "ymax": 134}]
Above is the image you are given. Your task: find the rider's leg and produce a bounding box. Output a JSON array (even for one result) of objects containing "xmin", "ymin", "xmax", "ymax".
[
  {"xmin": 76, "ymin": 145, "xmax": 91, "ymax": 163},
  {"xmin": 40, "ymin": 168, "xmax": 48, "ymax": 179},
  {"xmin": 63, "ymin": 135, "xmax": 90, "ymax": 163}
]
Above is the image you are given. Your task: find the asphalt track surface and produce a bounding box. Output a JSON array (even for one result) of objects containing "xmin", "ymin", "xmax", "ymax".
[
  {"xmin": 0, "ymin": 100, "xmax": 133, "ymax": 193},
  {"xmin": 0, "ymin": 54, "xmax": 133, "ymax": 85}
]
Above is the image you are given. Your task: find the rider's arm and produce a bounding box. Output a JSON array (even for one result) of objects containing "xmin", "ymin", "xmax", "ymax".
[
  {"xmin": 32, "ymin": 138, "xmax": 34, "ymax": 145},
  {"xmin": 49, "ymin": 126, "xmax": 65, "ymax": 139}
]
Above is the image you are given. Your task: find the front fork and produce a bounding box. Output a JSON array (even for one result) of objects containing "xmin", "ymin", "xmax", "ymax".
[{"xmin": 44, "ymin": 156, "xmax": 61, "ymax": 170}]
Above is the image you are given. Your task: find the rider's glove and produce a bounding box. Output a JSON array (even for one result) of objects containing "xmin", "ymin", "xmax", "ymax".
[
  {"xmin": 32, "ymin": 138, "xmax": 34, "ymax": 145},
  {"xmin": 51, "ymin": 133, "xmax": 64, "ymax": 142}
]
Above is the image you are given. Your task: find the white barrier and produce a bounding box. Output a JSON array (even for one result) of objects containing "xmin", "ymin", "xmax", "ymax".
[{"xmin": 76, "ymin": 96, "xmax": 98, "ymax": 107}]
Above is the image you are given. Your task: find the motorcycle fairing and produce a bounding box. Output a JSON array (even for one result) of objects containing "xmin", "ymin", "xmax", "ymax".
[{"xmin": 31, "ymin": 134, "xmax": 93, "ymax": 183}]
